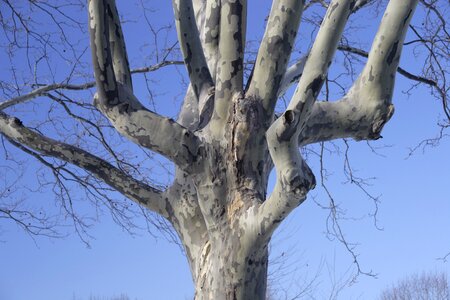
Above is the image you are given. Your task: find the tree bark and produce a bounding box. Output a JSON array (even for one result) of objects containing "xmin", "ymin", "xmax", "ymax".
[{"xmin": 193, "ymin": 235, "xmax": 269, "ymax": 300}]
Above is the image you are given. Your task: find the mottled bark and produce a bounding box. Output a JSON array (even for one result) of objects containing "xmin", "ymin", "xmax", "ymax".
[
  {"xmin": 88, "ymin": 0, "xmax": 202, "ymax": 170},
  {"xmin": 209, "ymin": 0, "xmax": 247, "ymax": 138},
  {"xmin": 300, "ymin": 0, "xmax": 418, "ymax": 145},
  {"xmin": 173, "ymin": 0, "xmax": 214, "ymax": 102},
  {"xmin": 0, "ymin": 0, "xmax": 419, "ymax": 298},
  {"xmin": 246, "ymin": 0, "xmax": 304, "ymax": 116},
  {"xmin": 193, "ymin": 238, "xmax": 269, "ymax": 300},
  {"xmin": 0, "ymin": 111, "xmax": 167, "ymax": 215}
]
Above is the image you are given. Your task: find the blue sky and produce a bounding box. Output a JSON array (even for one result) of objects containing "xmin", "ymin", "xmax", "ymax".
[{"xmin": 1, "ymin": 1, "xmax": 449, "ymax": 299}]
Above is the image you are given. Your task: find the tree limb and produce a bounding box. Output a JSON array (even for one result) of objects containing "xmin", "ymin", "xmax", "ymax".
[
  {"xmin": 285, "ymin": 0, "xmax": 353, "ymax": 122},
  {"xmin": 269, "ymin": 40, "xmax": 439, "ymax": 102},
  {"xmin": 246, "ymin": 0, "xmax": 304, "ymax": 117},
  {"xmin": 258, "ymin": 0, "xmax": 354, "ymax": 237},
  {"xmin": 0, "ymin": 111, "xmax": 168, "ymax": 216},
  {"xmin": 88, "ymin": 0, "xmax": 201, "ymax": 168},
  {"xmin": 299, "ymin": 0, "xmax": 419, "ymax": 145},
  {"xmin": 105, "ymin": 0, "xmax": 132, "ymax": 89},
  {"xmin": 209, "ymin": 0, "xmax": 247, "ymax": 137},
  {"xmin": 277, "ymin": 54, "xmax": 308, "ymax": 98},
  {"xmin": 337, "ymin": 45, "xmax": 438, "ymax": 87},
  {"xmin": 173, "ymin": 0, "xmax": 214, "ymax": 102},
  {"xmin": 193, "ymin": 0, "xmax": 220, "ymax": 82},
  {"xmin": 0, "ymin": 61, "xmax": 184, "ymax": 111}
]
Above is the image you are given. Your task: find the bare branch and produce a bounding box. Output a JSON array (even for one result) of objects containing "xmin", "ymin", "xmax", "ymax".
[
  {"xmin": 0, "ymin": 61, "xmax": 184, "ymax": 111},
  {"xmin": 285, "ymin": 0, "xmax": 353, "ymax": 123},
  {"xmin": 177, "ymin": 85, "xmax": 200, "ymax": 130},
  {"xmin": 0, "ymin": 111, "xmax": 168, "ymax": 216},
  {"xmin": 352, "ymin": 0, "xmax": 374, "ymax": 13},
  {"xmin": 338, "ymin": 45, "xmax": 439, "ymax": 86},
  {"xmin": 88, "ymin": 0, "xmax": 118, "ymax": 103},
  {"xmin": 0, "ymin": 82, "xmax": 95, "ymax": 111}
]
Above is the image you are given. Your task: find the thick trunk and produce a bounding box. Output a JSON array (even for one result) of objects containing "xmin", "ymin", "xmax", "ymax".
[{"xmin": 193, "ymin": 239, "xmax": 269, "ymax": 300}]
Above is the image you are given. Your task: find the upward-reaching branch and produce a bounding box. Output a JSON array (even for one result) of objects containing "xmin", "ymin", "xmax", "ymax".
[
  {"xmin": 246, "ymin": 0, "xmax": 304, "ymax": 117},
  {"xmin": 349, "ymin": 0, "xmax": 418, "ymax": 110},
  {"xmin": 195, "ymin": 0, "xmax": 221, "ymax": 81},
  {"xmin": 106, "ymin": 0, "xmax": 133, "ymax": 89},
  {"xmin": 88, "ymin": 0, "xmax": 201, "ymax": 169},
  {"xmin": 209, "ymin": 0, "xmax": 247, "ymax": 137},
  {"xmin": 285, "ymin": 0, "xmax": 353, "ymax": 123},
  {"xmin": 299, "ymin": 0, "xmax": 419, "ymax": 145},
  {"xmin": 173, "ymin": 0, "xmax": 214, "ymax": 102},
  {"xmin": 258, "ymin": 0, "xmax": 354, "ymax": 237},
  {"xmin": 88, "ymin": 0, "xmax": 118, "ymax": 104}
]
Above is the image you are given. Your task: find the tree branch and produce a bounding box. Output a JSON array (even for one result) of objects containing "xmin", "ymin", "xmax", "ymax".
[
  {"xmin": 0, "ymin": 111, "xmax": 168, "ymax": 216},
  {"xmin": 272, "ymin": 40, "xmax": 439, "ymax": 102},
  {"xmin": 258, "ymin": 0, "xmax": 354, "ymax": 237},
  {"xmin": 88, "ymin": 0, "xmax": 201, "ymax": 168},
  {"xmin": 246, "ymin": 0, "xmax": 304, "ymax": 117},
  {"xmin": 284, "ymin": 0, "xmax": 353, "ymax": 123},
  {"xmin": 337, "ymin": 45, "xmax": 438, "ymax": 87},
  {"xmin": 352, "ymin": 0, "xmax": 373, "ymax": 13},
  {"xmin": 173, "ymin": 0, "xmax": 214, "ymax": 102},
  {"xmin": 177, "ymin": 85, "xmax": 200, "ymax": 130},
  {"xmin": 88, "ymin": 0, "xmax": 118, "ymax": 102},
  {"xmin": 193, "ymin": 0, "xmax": 220, "ymax": 82},
  {"xmin": 105, "ymin": 0, "xmax": 133, "ymax": 89},
  {"xmin": 0, "ymin": 61, "xmax": 184, "ymax": 111},
  {"xmin": 277, "ymin": 54, "xmax": 308, "ymax": 98},
  {"xmin": 209, "ymin": 0, "xmax": 247, "ymax": 137},
  {"xmin": 299, "ymin": 0, "xmax": 419, "ymax": 145}
]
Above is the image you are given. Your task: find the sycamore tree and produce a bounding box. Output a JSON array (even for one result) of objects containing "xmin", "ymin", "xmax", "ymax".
[{"xmin": 0, "ymin": 0, "xmax": 448, "ymax": 299}]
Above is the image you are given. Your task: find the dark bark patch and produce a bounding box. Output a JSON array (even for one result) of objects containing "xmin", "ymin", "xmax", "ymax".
[
  {"xmin": 118, "ymin": 102, "xmax": 129, "ymax": 114},
  {"xmin": 306, "ymin": 75, "xmax": 323, "ymax": 97},
  {"xmin": 386, "ymin": 41, "xmax": 399, "ymax": 65},
  {"xmin": 369, "ymin": 65, "xmax": 375, "ymax": 81},
  {"xmin": 284, "ymin": 110, "xmax": 295, "ymax": 125},
  {"xmin": 403, "ymin": 9, "xmax": 413, "ymax": 26},
  {"xmin": 12, "ymin": 117, "xmax": 22, "ymax": 126},
  {"xmin": 198, "ymin": 96, "xmax": 214, "ymax": 129},
  {"xmin": 277, "ymin": 109, "xmax": 300, "ymax": 141},
  {"xmin": 349, "ymin": 0, "xmax": 357, "ymax": 13},
  {"xmin": 231, "ymin": 58, "xmax": 243, "ymax": 78}
]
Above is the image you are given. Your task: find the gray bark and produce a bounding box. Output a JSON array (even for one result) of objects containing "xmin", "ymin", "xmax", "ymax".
[{"xmin": 0, "ymin": 0, "xmax": 419, "ymax": 298}]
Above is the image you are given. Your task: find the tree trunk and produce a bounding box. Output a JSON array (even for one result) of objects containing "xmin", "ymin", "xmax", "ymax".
[{"xmin": 193, "ymin": 237, "xmax": 269, "ymax": 300}]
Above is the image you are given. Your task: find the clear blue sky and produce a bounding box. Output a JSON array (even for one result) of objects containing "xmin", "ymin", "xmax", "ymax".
[{"xmin": 1, "ymin": 1, "xmax": 449, "ymax": 299}]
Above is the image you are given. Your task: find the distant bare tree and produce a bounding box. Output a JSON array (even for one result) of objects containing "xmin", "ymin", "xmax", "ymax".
[
  {"xmin": 72, "ymin": 293, "xmax": 132, "ymax": 300},
  {"xmin": 379, "ymin": 271, "xmax": 450, "ymax": 300}
]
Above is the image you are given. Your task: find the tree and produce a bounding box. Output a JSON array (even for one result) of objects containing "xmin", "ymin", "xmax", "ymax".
[
  {"xmin": 379, "ymin": 271, "xmax": 450, "ymax": 300},
  {"xmin": 0, "ymin": 0, "xmax": 448, "ymax": 299}
]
